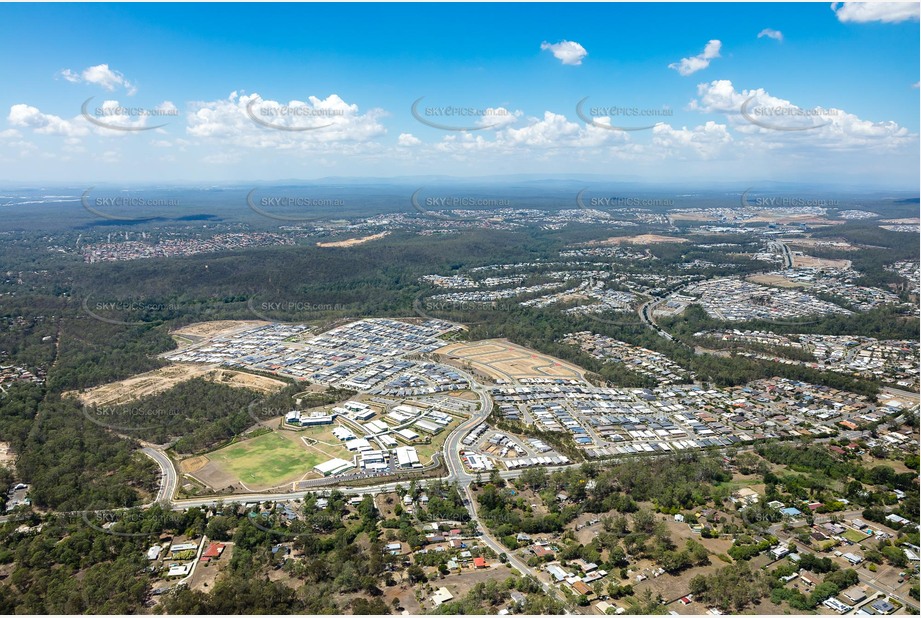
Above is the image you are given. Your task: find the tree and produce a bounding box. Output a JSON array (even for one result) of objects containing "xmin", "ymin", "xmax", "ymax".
[
  {"xmin": 351, "ymin": 598, "xmax": 390, "ymax": 614},
  {"xmin": 624, "ymin": 589, "xmax": 667, "ymax": 615},
  {"xmin": 205, "ymin": 515, "xmax": 232, "ymax": 541},
  {"xmin": 407, "ymin": 565, "xmax": 427, "ymax": 584},
  {"xmin": 631, "ymin": 509, "xmax": 656, "ymax": 534}
]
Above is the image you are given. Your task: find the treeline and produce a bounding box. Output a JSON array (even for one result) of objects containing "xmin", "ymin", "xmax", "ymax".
[
  {"xmin": 665, "ymin": 302, "xmax": 918, "ymax": 343},
  {"xmin": 0, "ymin": 384, "xmax": 157, "ymax": 510},
  {"xmin": 587, "ymin": 454, "xmax": 731, "ymax": 512},
  {"xmin": 757, "ymin": 442, "xmax": 920, "ymax": 520},
  {"xmin": 0, "ymin": 297, "xmax": 59, "ymax": 373},
  {"xmin": 16, "ymin": 393, "xmax": 159, "ymax": 510},
  {"xmin": 86, "ymin": 378, "xmax": 269, "ymax": 453},
  {"xmin": 476, "ymin": 481, "xmax": 576, "ymax": 539},
  {"xmin": 661, "ymin": 304, "xmax": 913, "ymax": 396},
  {"xmin": 694, "ymin": 335, "xmax": 818, "ymax": 363},
  {"xmin": 48, "ymin": 313, "xmax": 174, "ymax": 392}
]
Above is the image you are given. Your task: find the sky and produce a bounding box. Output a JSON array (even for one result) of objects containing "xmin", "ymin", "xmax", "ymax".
[{"xmin": 0, "ymin": 1, "xmax": 918, "ymax": 188}]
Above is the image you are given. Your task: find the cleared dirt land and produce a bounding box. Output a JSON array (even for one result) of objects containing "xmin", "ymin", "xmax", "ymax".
[
  {"xmin": 785, "ymin": 238, "xmax": 857, "ymax": 251},
  {"xmin": 589, "ymin": 234, "xmax": 688, "ymax": 246},
  {"xmin": 316, "ymin": 231, "xmax": 389, "ymax": 248},
  {"xmin": 170, "ymin": 319, "xmax": 269, "ymax": 344},
  {"xmin": 69, "ymin": 364, "xmax": 287, "ymax": 407},
  {"xmin": 436, "ymin": 339, "xmax": 586, "ymax": 383},
  {"xmin": 0, "ymin": 442, "xmax": 14, "ymax": 466},
  {"xmin": 747, "ymin": 274, "xmax": 809, "ymax": 288},
  {"xmin": 791, "ymin": 254, "xmax": 852, "ymax": 270}
]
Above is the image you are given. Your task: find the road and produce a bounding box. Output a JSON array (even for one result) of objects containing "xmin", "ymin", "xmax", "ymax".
[
  {"xmin": 880, "ymin": 386, "xmax": 920, "ymax": 402},
  {"xmin": 140, "ymin": 447, "xmax": 177, "ymax": 506},
  {"xmin": 769, "ymin": 240, "xmax": 794, "ymax": 269}
]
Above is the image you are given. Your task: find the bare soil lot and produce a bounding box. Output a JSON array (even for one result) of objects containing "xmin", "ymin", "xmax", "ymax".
[
  {"xmin": 316, "ymin": 231, "xmax": 389, "ymax": 248},
  {"xmin": 791, "ymin": 254, "xmax": 852, "ymax": 270},
  {"xmin": 170, "ymin": 320, "xmax": 269, "ymax": 345},
  {"xmin": 437, "ymin": 339, "xmax": 586, "ymax": 383},
  {"xmin": 747, "ymin": 274, "xmax": 810, "ymax": 288},
  {"xmin": 69, "ymin": 364, "xmax": 287, "ymax": 407},
  {"xmin": 590, "ymin": 234, "xmax": 689, "ymax": 246},
  {"xmin": 0, "ymin": 441, "xmax": 14, "ymax": 466},
  {"xmin": 189, "ymin": 544, "xmax": 234, "ymax": 593},
  {"xmin": 418, "ymin": 564, "xmax": 516, "ymax": 611}
]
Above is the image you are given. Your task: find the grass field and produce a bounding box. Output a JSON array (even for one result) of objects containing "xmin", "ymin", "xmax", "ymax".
[
  {"xmin": 843, "ymin": 528, "xmax": 870, "ymax": 544},
  {"xmin": 209, "ymin": 432, "xmax": 320, "ymax": 487}
]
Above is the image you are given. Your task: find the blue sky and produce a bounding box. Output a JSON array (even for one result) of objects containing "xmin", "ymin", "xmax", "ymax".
[{"xmin": 0, "ymin": 2, "xmax": 918, "ymax": 187}]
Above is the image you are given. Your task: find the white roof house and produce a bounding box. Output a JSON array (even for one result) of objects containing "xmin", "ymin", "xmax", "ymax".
[
  {"xmin": 396, "ymin": 428, "xmax": 419, "ymax": 441},
  {"xmin": 395, "ymin": 446, "xmax": 420, "ymax": 468},
  {"xmin": 345, "ymin": 438, "xmax": 372, "ymax": 452},
  {"xmin": 431, "ymin": 587, "xmax": 454, "ymax": 607},
  {"xmin": 167, "ymin": 563, "xmax": 192, "ymax": 577},
  {"xmin": 314, "ymin": 458, "xmax": 355, "ymax": 476}
]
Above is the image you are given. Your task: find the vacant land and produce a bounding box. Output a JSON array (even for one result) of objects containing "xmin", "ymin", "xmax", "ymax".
[
  {"xmin": 316, "ymin": 231, "xmax": 389, "ymax": 247},
  {"xmin": 0, "ymin": 442, "xmax": 13, "ymax": 466},
  {"xmin": 70, "ymin": 364, "xmax": 287, "ymax": 407},
  {"xmin": 437, "ymin": 338, "xmax": 586, "ymax": 383},
  {"xmin": 170, "ymin": 320, "xmax": 269, "ymax": 344},
  {"xmin": 189, "ymin": 543, "xmax": 234, "ymax": 593},
  {"xmin": 843, "ymin": 528, "xmax": 871, "ymax": 544},
  {"xmin": 411, "ymin": 564, "xmax": 517, "ymax": 612},
  {"xmin": 591, "ymin": 234, "xmax": 689, "ymax": 246},
  {"xmin": 785, "ymin": 238, "xmax": 857, "ymax": 251},
  {"xmin": 747, "ymin": 274, "xmax": 809, "ymax": 288},
  {"xmin": 791, "ymin": 254, "xmax": 852, "ymax": 270}
]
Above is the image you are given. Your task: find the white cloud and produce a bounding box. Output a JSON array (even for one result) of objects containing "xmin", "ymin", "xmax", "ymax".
[
  {"xmin": 475, "ymin": 107, "xmax": 522, "ymax": 129},
  {"xmin": 187, "ymin": 91, "xmax": 387, "ymax": 150},
  {"xmin": 433, "ymin": 111, "xmax": 629, "ymax": 159},
  {"xmin": 668, "ymin": 40, "xmax": 722, "ymax": 76},
  {"xmin": 757, "ymin": 28, "xmax": 784, "ymax": 42},
  {"xmin": 156, "ymin": 101, "xmax": 178, "ymax": 114},
  {"xmin": 8, "ymin": 104, "xmax": 89, "ymax": 137},
  {"xmin": 59, "ymin": 64, "xmax": 137, "ymax": 94},
  {"xmin": 397, "ymin": 133, "xmax": 421, "ymax": 146},
  {"xmin": 651, "ymin": 121, "xmax": 733, "ymax": 158},
  {"xmin": 88, "ymin": 99, "xmax": 160, "ymax": 133},
  {"xmin": 540, "ymin": 40, "xmax": 588, "ymax": 66},
  {"xmin": 832, "ymin": 2, "xmax": 920, "ymax": 23},
  {"xmin": 689, "ymin": 79, "xmax": 916, "ymax": 150}
]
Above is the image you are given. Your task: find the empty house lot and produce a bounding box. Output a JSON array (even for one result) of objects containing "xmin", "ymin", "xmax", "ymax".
[
  {"xmin": 436, "ymin": 338, "xmax": 586, "ymax": 383},
  {"xmin": 70, "ymin": 363, "xmax": 288, "ymax": 407}
]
